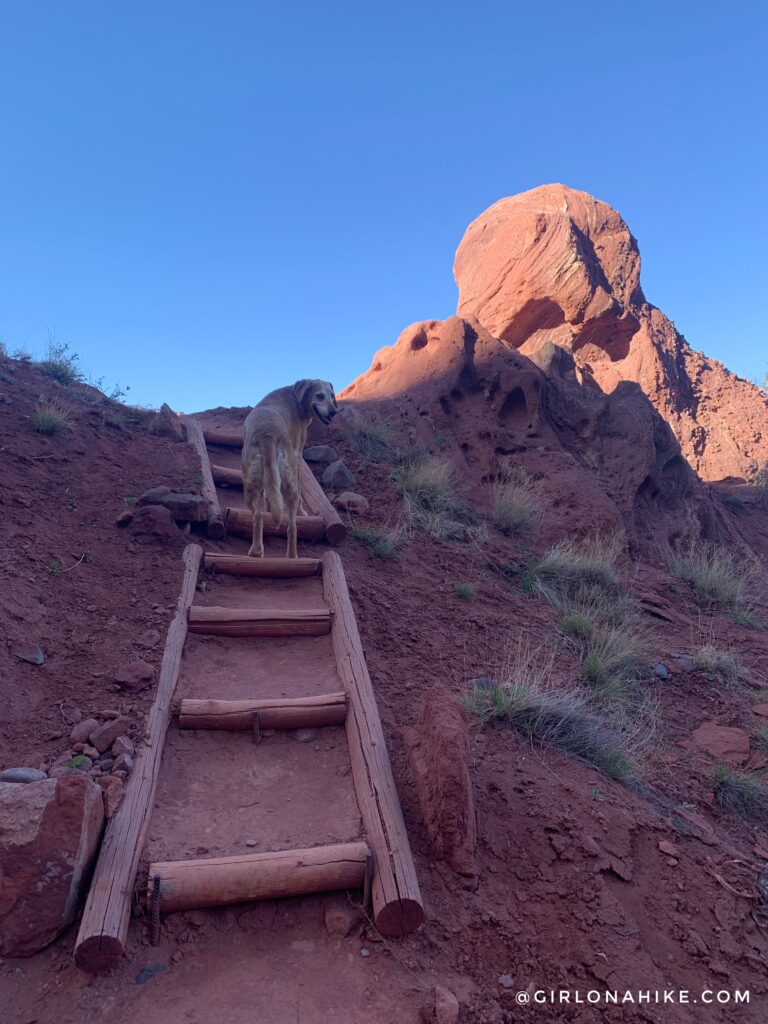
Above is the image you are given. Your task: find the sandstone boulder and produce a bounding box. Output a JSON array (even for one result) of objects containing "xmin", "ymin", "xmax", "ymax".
[
  {"xmin": 691, "ymin": 722, "xmax": 750, "ymax": 765},
  {"xmin": 0, "ymin": 775, "xmax": 104, "ymax": 955},
  {"xmin": 303, "ymin": 445, "xmax": 338, "ymax": 464},
  {"xmin": 127, "ymin": 505, "xmax": 183, "ymax": 543},
  {"xmin": 453, "ymin": 183, "xmax": 768, "ymax": 480},
  {"xmin": 322, "ymin": 460, "xmax": 356, "ymax": 489},
  {"xmin": 403, "ymin": 688, "xmax": 477, "ymax": 878},
  {"xmin": 115, "ymin": 659, "xmax": 155, "ymax": 693},
  {"xmin": 333, "ymin": 491, "xmax": 369, "ymax": 514}
]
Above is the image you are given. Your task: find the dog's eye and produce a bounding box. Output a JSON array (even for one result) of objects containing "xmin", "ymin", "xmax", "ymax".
[{"xmin": 315, "ymin": 393, "xmax": 325, "ymax": 400}]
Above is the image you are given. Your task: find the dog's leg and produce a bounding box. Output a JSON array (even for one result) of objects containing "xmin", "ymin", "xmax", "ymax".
[
  {"xmin": 284, "ymin": 457, "xmax": 300, "ymax": 559},
  {"xmin": 243, "ymin": 459, "xmax": 265, "ymax": 558}
]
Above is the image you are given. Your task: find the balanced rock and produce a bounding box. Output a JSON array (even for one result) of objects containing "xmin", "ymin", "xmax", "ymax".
[{"xmin": 0, "ymin": 776, "xmax": 104, "ymax": 956}]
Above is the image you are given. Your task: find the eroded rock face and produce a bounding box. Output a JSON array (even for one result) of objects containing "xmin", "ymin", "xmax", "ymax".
[
  {"xmin": 342, "ymin": 316, "xmax": 722, "ymax": 555},
  {"xmin": 453, "ymin": 184, "xmax": 768, "ymax": 480},
  {"xmin": 403, "ymin": 688, "xmax": 477, "ymax": 878},
  {"xmin": 0, "ymin": 775, "xmax": 105, "ymax": 956}
]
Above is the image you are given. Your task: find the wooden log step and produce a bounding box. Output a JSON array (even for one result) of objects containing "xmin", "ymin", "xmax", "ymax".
[
  {"xmin": 214, "ymin": 464, "xmax": 346, "ymax": 546},
  {"xmin": 148, "ymin": 841, "xmax": 369, "ymax": 914},
  {"xmin": 178, "ymin": 692, "xmax": 347, "ymax": 730},
  {"xmin": 203, "ymin": 427, "xmax": 244, "ymax": 448},
  {"xmin": 203, "ymin": 553, "xmax": 322, "ymax": 577},
  {"xmin": 211, "ymin": 463, "xmax": 243, "ymax": 487},
  {"xmin": 187, "ymin": 605, "xmax": 331, "ymax": 637},
  {"xmin": 225, "ymin": 507, "xmax": 326, "ymax": 542}
]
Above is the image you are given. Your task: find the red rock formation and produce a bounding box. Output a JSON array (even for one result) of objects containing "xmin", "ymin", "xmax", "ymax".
[
  {"xmin": 342, "ymin": 316, "xmax": 731, "ymax": 556},
  {"xmin": 454, "ymin": 184, "xmax": 768, "ymax": 481}
]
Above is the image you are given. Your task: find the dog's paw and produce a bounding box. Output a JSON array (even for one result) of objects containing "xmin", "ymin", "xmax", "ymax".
[{"xmin": 247, "ymin": 546, "xmax": 264, "ymax": 558}]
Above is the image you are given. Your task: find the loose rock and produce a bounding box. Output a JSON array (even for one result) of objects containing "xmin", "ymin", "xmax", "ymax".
[
  {"xmin": 113, "ymin": 753, "xmax": 134, "ymax": 773},
  {"xmin": 112, "ymin": 735, "xmax": 136, "ymax": 757},
  {"xmin": 303, "ymin": 445, "xmax": 337, "ymax": 464},
  {"xmin": 98, "ymin": 775, "xmax": 124, "ymax": 819},
  {"xmin": 654, "ymin": 663, "xmax": 669, "ymax": 679},
  {"xmin": 13, "ymin": 644, "xmax": 45, "ymax": 666},
  {"xmin": 691, "ymin": 722, "xmax": 750, "ymax": 765},
  {"xmin": 324, "ymin": 904, "xmax": 361, "ymax": 938},
  {"xmin": 89, "ymin": 716, "xmax": 131, "ymax": 753},
  {"xmin": 322, "ymin": 460, "xmax": 356, "ymax": 489},
  {"xmin": 0, "ymin": 776, "xmax": 104, "ymax": 956},
  {"xmin": 115, "ymin": 659, "xmax": 155, "ymax": 693},
  {"xmin": 0, "ymin": 768, "xmax": 47, "ymax": 785},
  {"xmin": 435, "ymin": 986, "xmax": 460, "ymax": 1024},
  {"xmin": 333, "ymin": 491, "xmax": 369, "ymax": 514}
]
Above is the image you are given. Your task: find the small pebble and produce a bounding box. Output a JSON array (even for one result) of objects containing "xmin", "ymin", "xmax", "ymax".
[
  {"xmin": 360, "ymin": 948, "xmax": 370, "ymax": 958},
  {"xmin": 294, "ymin": 728, "xmax": 317, "ymax": 743},
  {"xmin": 245, "ymin": 840, "xmax": 257, "ymax": 848},
  {"xmin": 498, "ymin": 974, "xmax": 514, "ymax": 989},
  {"xmin": 654, "ymin": 664, "xmax": 669, "ymax": 680},
  {"xmin": 475, "ymin": 734, "xmax": 486, "ymax": 743}
]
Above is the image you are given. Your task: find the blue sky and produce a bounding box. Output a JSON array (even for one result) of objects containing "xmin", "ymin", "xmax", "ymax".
[{"xmin": 1, "ymin": 1, "xmax": 765, "ymax": 410}]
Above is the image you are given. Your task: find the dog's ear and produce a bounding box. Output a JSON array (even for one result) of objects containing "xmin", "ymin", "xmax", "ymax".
[{"xmin": 292, "ymin": 379, "xmax": 314, "ymax": 410}]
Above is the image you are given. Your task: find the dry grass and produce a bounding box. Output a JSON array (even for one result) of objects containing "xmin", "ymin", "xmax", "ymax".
[
  {"xmin": 581, "ymin": 618, "xmax": 654, "ymax": 705},
  {"xmin": 37, "ymin": 339, "xmax": 83, "ymax": 385},
  {"xmin": 392, "ymin": 452, "xmax": 472, "ymax": 540},
  {"xmin": 342, "ymin": 415, "xmax": 397, "ymax": 462},
  {"xmin": 712, "ymin": 764, "xmax": 767, "ymax": 819},
  {"xmin": 670, "ymin": 539, "xmax": 760, "ymax": 614},
  {"xmin": 465, "ymin": 638, "xmax": 652, "ymax": 779},
  {"xmin": 491, "ymin": 468, "xmax": 543, "ymax": 537},
  {"xmin": 526, "ymin": 532, "xmax": 622, "ymax": 602},
  {"xmin": 32, "ymin": 399, "xmax": 72, "ymax": 436},
  {"xmin": 693, "ymin": 643, "xmax": 743, "ymax": 685}
]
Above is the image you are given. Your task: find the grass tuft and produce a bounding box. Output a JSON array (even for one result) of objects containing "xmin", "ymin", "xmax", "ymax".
[
  {"xmin": 528, "ymin": 532, "xmax": 622, "ymax": 602},
  {"xmin": 712, "ymin": 764, "xmax": 767, "ymax": 819},
  {"xmin": 669, "ymin": 539, "xmax": 759, "ymax": 614},
  {"xmin": 33, "ymin": 399, "xmax": 72, "ymax": 435},
  {"xmin": 693, "ymin": 643, "xmax": 743, "ymax": 685},
  {"xmin": 453, "ymin": 582, "xmax": 476, "ymax": 601},
  {"xmin": 350, "ymin": 524, "xmax": 403, "ymax": 559},
  {"xmin": 491, "ymin": 467, "xmax": 543, "ymax": 537},
  {"xmin": 343, "ymin": 416, "xmax": 397, "ymax": 462},
  {"xmin": 392, "ymin": 452, "xmax": 472, "ymax": 540}
]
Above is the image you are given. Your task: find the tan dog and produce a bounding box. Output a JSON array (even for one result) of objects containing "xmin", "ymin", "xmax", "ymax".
[{"xmin": 242, "ymin": 380, "xmax": 338, "ymax": 558}]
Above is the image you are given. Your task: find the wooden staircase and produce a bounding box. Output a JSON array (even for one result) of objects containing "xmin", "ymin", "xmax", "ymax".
[{"xmin": 73, "ymin": 421, "xmax": 422, "ymax": 973}]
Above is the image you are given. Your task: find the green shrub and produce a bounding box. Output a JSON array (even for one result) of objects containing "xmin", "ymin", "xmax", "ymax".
[
  {"xmin": 453, "ymin": 582, "xmax": 476, "ymax": 601},
  {"xmin": 350, "ymin": 525, "xmax": 402, "ymax": 559}
]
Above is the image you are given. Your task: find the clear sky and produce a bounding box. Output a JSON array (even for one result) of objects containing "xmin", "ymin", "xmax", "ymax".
[{"xmin": 1, "ymin": 1, "xmax": 765, "ymax": 410}]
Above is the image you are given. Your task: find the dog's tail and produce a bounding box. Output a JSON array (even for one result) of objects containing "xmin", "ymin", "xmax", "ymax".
[{"xmin": 260, "ymin": 437, "xmax": 284, "ymax": 526}]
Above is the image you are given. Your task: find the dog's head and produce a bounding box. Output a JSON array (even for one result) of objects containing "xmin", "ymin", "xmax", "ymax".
[{"xmin": 293, "ymin": 379, "xmax": 338, "ymax": 425}]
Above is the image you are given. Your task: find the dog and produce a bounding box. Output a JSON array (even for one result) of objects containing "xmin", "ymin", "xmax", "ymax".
[{"xmin": 242, "ymin": 379, "xmax": 338, "ymax": 558}]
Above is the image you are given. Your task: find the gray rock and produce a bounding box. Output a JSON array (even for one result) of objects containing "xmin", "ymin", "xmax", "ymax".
[
  {"xmin": 321, "ymin": 460, "xmax": 356, "ymax": 489},
  {"xmin": 138, "ymin": 485, "xmax": 172, "ymax": 505},
  {"xmin": 112, "ymin": 753, "xmax": 134, "ymax": 773},
  {"xmin": 13, "ymin": 644, "xmax": 45, "ymax": 666},
  {"xmin": 303, "ymin": 445, "xmax": 337, "ymax": 464},
  {"xmin": 0, "ymin": 768, "xmax": 47, "ymax": 784},
  {"xmin": 111, "ymin": 735, "xmax": 135, "ymax": 757},
  {"xmin": 159, "ymin": 492, "xmax": 209, "ymax": 521},
  {"xmin": 654, "ymin": 664, "xmax": 669, "ymax": 679},
  {"xmin": 470, "ymin": 675, "xmax": 494, "ymax": 690},
  {"xmin": 673, "ymin": 655, "xmax": 696, "ymax": 673},
  {"xmin": 498, "ymin": 974, "xmax": 514, "ymax": 989}
]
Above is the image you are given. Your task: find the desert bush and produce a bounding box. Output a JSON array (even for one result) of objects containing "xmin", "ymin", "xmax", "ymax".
[
  {"xmin": 693, "ymin": 643, "xmax": 743, "ymax": 685},
  {"xmin": 32, "ymin": 399, "xmax": 72, "ymax": 435},
  {"xmin": 712, "ymin": 764, "xmax": 767, "ymax": 819},
  {"xmin": 343, "ymin": 416, "xmax": 397, "ymax": 462},
  {"xmin": 37, "ymin": 339, "xmax": 83, "ymax": 385},
  {"xmin": 751, "ymin": 462, "xmax": 768, "ymax": 505},
  {"xmin": 453, "ymin": 582, "xmax": 476, "ymax": 601},
  {"xmin": 669, "ymin": 539, "xmax": 759, "ymax": 613},
  {"xmin": 350, "ymin": 524, "xmax": 403, "ymax": 559},
  {"xmin": 491, "ymin": 468, "xmax": 543, "ymax": 537}
]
